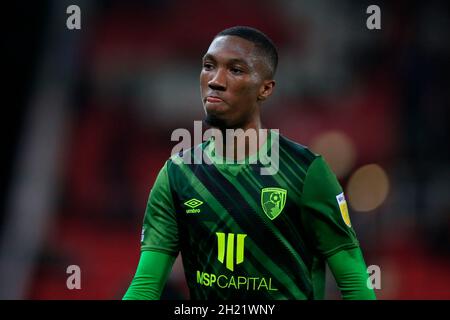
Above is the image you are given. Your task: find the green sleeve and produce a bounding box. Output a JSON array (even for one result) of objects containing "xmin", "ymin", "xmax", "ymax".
[
  {"xmin": 141, "ymin": 161, "xmax": 179, "ymax": 255},
  {"xmin": 301, "ymin": 156, "xmax": 359, "ymax": 257},
  {"xmin": 123, "ymin": 250, "xmax": 176, "ymax": 300},
  {"xmin": 327, "ymin": 247, "xmax": 376, "ymax": 300}
]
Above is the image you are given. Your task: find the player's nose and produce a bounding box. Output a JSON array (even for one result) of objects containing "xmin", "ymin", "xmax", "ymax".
[{"xmin": 208, "ymin": 68, "xmax": 227, "ymax": 91}]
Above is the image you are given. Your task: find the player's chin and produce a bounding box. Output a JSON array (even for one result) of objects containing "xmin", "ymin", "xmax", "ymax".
[
  {"xmin": 204, "ymin": 101, "xmax": 229, "ymax": 114},
  {"xmin": 204, "ymin": 113, "xmax": 230, "ymax": 129}
]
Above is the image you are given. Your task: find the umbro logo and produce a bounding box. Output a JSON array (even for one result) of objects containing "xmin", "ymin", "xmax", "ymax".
[{"xmin": 184, "ymin": 198, "xmax": 203, "ymax": 213}]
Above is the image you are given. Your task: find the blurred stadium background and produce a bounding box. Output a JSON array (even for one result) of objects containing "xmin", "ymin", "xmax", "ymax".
[{"xmin": 2, "ymin": 0, "xmax": 449, "ymax": 299}]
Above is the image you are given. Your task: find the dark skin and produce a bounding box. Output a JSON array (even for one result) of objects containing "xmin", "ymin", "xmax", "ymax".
[{"xmin": 200, "ymin": 35, "xmax": 275, "ymax": 159}]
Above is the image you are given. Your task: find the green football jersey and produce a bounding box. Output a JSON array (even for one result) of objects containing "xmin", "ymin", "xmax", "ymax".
[{"xmin": 141, "ymin": 130, "xmax": 359, "ymax": 300}]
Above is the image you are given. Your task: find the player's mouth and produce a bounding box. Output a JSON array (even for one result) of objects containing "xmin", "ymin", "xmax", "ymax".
[
  {"xmin": 204, "ymin": 95, "xmax": 228, "ymax": 113},
  {"xmin": 205, "ymin": 96, "xmax": 223, "ymax": 103}
]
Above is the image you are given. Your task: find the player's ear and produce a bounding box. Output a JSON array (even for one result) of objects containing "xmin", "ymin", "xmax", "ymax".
[{"xmin": 257, "ymin": 80, "xmax": 275, "ymax": 101}]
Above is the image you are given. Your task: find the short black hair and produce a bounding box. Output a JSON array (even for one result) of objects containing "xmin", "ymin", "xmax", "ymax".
[{"xmin": 215, "ymin": 26, "xmax": 278, "ymax": 78}]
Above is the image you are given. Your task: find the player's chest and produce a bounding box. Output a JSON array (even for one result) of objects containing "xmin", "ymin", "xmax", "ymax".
[{"xmin": 175, "ymin": 167, "xmax": 300, "ymax": 227}]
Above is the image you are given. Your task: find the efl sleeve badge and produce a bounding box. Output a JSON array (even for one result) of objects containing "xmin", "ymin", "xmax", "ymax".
[{"xmin": 336, "ymin": 192, "xmax": 352, "ymax": 227}]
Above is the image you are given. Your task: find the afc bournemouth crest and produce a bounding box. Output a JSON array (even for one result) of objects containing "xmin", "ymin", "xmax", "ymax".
[{"xmin": 261, "ymin": 187, "xmax": 287, "ymax": 220}]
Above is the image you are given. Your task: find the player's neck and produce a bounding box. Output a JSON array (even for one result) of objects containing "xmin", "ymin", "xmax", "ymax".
[{"xmin": 212, "ymin": 118, "xmax": 268, "ymax": 162}]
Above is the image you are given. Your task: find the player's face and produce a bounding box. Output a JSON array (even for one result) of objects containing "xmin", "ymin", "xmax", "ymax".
[{"xmin": 200, "ymin": 35, "xmax": 273, "ymax": 129}]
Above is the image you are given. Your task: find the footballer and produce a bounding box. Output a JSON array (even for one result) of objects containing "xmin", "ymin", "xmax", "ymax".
[{"xmin": 123, "ymin": 26, "xmax": 376, "ymax": 300}]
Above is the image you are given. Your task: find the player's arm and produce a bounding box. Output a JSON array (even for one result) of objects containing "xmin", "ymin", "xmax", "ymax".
[
  {"xmin": 123, "ymin": 251, "xmax": 175, "ymax": 300},
  {"xmin": 301, "ymin": 156, "xmax": 376, "ymax": 300},
  {"xmin": 326, "ymin": 247, "xmax": 376, "ymax": 300},
  {"xmin": 123, "ymin": 161, "xmax": 179, "ymax": 300}
]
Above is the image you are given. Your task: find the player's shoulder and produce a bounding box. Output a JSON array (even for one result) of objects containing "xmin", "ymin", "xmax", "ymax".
[
  {"xmin": 278, "ymin": 133, "xmax": 319, "ymax": 167},
  {"xmin": 166, "ymin": 140, "xmax": 210, "ymax": 168}
]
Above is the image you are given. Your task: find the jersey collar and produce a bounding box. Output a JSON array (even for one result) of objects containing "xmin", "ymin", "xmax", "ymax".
[{"xmin": 203, "ymin": 129, "xmax": 277, "ymax": 176}]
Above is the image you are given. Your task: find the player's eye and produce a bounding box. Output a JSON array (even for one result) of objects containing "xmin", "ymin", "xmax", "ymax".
[
  {"xmin": 230, "ymin": 67, "xmax": 244, "ymax": 75},
  {"xmin": 203, "ymin": 62, "xmax": 214, "ymax": 71}
]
